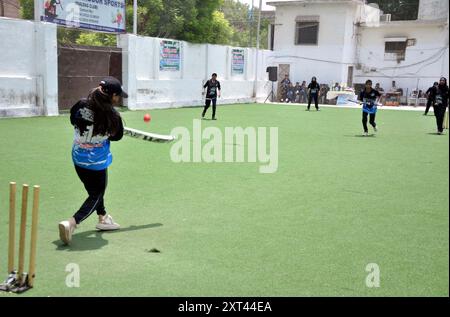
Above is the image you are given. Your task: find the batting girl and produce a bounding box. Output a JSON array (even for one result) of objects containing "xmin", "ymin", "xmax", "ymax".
[
  {"xmin": 59, "ymin": 77, "xmax": 127, "ymax": 245},
  {"xmin": 359, "ymin": 79, "xmax": 381, "ymax": 136}
]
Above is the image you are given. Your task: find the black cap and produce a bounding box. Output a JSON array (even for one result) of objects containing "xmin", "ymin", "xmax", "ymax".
[{"xmin": 99, "ymin": 77, "xmax": 128, "ymax": 98}]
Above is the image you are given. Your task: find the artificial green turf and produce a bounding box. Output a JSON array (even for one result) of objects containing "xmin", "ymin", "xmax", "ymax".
[{"xmin": 0, "ymin": 104, "xmax": 448, "ymax": 297}]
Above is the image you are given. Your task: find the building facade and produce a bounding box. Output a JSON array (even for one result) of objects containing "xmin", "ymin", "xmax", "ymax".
[{"xmin": 267, "ymin": 0, "xmax": 449, "ymax": 96}]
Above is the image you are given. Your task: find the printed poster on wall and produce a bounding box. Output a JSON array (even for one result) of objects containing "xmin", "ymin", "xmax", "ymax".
[
  {"xmin": 40, "ymin": 0, "xmax": 126, "ymax": 33},
  {"xmin": 231, "ymin": 49, "xmax": 245, "ymax": 75},
  {"xmin": 160, "ymin": 40, "xmax": 181, "ymax": 72}
]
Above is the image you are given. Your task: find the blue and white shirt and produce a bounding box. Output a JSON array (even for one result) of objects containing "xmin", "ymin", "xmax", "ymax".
[
  {"xmin": 70, "ymin": 99, "xmax": 123, "ymax": 171},
  {"xmin": 359, "ymin": 89, "xmax": 381, "ymax": 114}
]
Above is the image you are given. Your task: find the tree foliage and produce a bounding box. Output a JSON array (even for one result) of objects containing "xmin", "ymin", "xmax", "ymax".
[
  {"xmin": 220, "ymin": 0, "xmax": 271, "ymax": 49},
  {"xmin": 17, "ymin": 0, "xmax": 270, "ymax": 48},
  {"xmin": 369, "ymin": 0, "xmax": 420, "ymax": 21},
  {"xmin": 19, "ymin": 0, "xmax": 33, "ymax": 20},
  {"xmin": 76, "ymin": 32, "xmax": 117, "ymax": 46},
  {"xmin": 124, "ymin": 0, "xmax": 233, "ymax": 44}
]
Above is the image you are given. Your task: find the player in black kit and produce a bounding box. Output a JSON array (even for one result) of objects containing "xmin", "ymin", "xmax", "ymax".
[{"xmin": 202, "ymin": 73, "xmax": 221, "ymax": 120}]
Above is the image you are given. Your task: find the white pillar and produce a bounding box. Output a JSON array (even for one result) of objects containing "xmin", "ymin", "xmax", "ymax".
[
  {"xmin": 34, "ymin": 0, "xmax": 41, "ymax": 22},
  {"xmin": 118, "ymin": 34, "xmax": 138, "ymax": 110},
  {"xmin": 181, "ymin": 41, "xmax": 185, "ymax": 79},
  {"xmin": 153, "ymin": 38, "xmax": 160, "ymax": 80},
  {"xmin": 205, "ymin": 44, "xmax": 210, "ymax": 80},
  {"xmin": 133, "ymin": 0, "xmax": 138, "ymax": 34},
  {"xmin": 245, "ymin": 48, "xmax": 252, "ymax": 81},
  {"xmin": 226, "ymin": 46, "xmax": 231, "ymax": 80},
  {"xmin": 35, "ymin": 22, "xmax": 58, "ymax": 116},
  {"xmin": 253, "ymin": 0, "xmax": 263, "ymax": 98}
]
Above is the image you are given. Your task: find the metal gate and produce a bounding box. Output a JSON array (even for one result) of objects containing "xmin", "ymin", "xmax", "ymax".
[{"xmin": 58, "ymin": 44, "xmax": 122, "ymax": 111}]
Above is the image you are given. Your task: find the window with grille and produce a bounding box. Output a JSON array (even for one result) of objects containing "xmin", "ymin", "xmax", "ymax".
[
  {"xmin": 295, "ymin": 21, "xmax": 319, "ymax": 45},
  {"xmin": 384, "ymin": 41, "xmax": 407, "ymax": 61}
]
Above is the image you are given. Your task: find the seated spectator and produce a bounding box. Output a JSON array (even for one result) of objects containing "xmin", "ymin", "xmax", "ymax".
[
  {"xmin": 294, "ymin": 82, "xmax": 302, "ymax": 103},
  {"xmin": 390, "ymin": 81, "xmax": 398, "ymax": 93},
  {"xmin": 333, "ymin": 82, "xmax": 341, "ymax": 91},
  {"xmin": 280, "ymin": 74, "xmax": 291, "ymax": 102},
  {"xmin": 375, "ymin": 83, "xmax": 385, "ymax": 104},
  {"xmin": 299, "ymin": 81, "xmax": 308, "ymax": 103},
  {"xmin": 319, "ymin": 84, "xmax": 330, "ymax": 104},
  {"xmin": 286, "ymin": 83, "xmax": 295, "ymax": 103},
  {"xmin": 375, "ymin": 83, "xmax": 384, "ymax": 93}
]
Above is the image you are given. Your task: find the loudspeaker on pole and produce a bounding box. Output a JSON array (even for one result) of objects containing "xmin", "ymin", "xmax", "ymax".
[{"xmin": 266, "ymin": 66, "xmax": 278, "ymax": 82}]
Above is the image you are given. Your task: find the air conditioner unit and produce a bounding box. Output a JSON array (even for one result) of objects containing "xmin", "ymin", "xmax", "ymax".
[
  {"xmin": 355, "ymin": 63, "xmax": 362, "ymax": 70},
  {"xmin": 407, "ymin": 38, "xmax": 417, "ymax": 47},
  {"xmin": 380, "ymin": 14, "xmax": 392, "ymax": 22}
]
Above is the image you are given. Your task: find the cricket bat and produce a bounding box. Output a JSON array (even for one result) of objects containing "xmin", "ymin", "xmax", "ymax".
[
  {"xmin": 124, "ymin": 127, "xmax": 175, "ymax": 143},
  {"xmin": 346, "ymin": 98, "xmax": 383, "ymax": 108}
]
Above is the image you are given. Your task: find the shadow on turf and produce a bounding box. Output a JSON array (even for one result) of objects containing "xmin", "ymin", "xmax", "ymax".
[
  {"xmin": 427, "ymin": 132, "xmax": 447, "ymax": 136},
  {"xmin": 344, "ymin": 134, "xmax": 376, "ymax": 138},
  {"xmin": 52, "ymin": 223, "xmax": 163, "ymax": 251}
]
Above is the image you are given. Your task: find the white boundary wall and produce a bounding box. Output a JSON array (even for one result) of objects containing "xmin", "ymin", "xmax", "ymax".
[
  {"xmin": 0, "ymin": 18, "xmax": 273, "ymax": 117},
  {"xmin": 119, "ymin": 34, "xmax": 274, "ymax": 110},
  {"xmin": 0, "ymin": 17, "xmax": 58, "ymax": 117}
]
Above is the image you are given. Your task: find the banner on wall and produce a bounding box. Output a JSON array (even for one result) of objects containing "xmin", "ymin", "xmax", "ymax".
[
  {"xmin": 40, "ymin": 0, "xmax": 126, "ymax": 33},
  {"xmin": 231, "ymin": 49, "xmax": 245, "ymax": 75},
  {"xmin": 160, "ymin": 40, "xmax": 181, "ymax": 72}
]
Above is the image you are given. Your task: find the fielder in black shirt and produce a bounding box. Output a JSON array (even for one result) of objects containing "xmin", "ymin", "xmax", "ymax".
[
  {"xmin": 307, "ymin": 77, "xmax": 321, "ymax": 111},
  {"xmin": 202, "ymin": 73, "xmax": 221, "ymax": 120},
  {"xmin": 424, "ymin": 82, "xmax": 439, "ymax": 116}
]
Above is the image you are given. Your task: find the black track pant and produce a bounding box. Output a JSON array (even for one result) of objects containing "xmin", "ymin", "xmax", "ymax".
[
  {"xmin": 202, "ymin": 98, "xmax": 217, "ymax": 118},
  {"xmin": 308, "ymin": 94, "xmax": 319, "ymax": 110},
  {"xmin": 73, "ymin": 165, "xmax": 107, "ymax": 224},
  {"xmin": 424, "ymin": 99, "xmax": 433, "ymax": 115},
  {"xmin": 362, "ymin": 112, "xmax": 377, "ymax": 133},
  {"xmin": 434, "ymin": 104, "xmax": 447, "ymax": 133}
]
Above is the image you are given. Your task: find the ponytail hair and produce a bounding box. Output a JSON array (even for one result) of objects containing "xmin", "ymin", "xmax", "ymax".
[{"xmin": 87, "ymin": 87, "xmax": 122, "ymax": 137}]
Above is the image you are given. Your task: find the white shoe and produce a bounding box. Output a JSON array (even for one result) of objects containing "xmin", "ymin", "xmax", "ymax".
[
  {"xmin": 96, "ymin": 215, "xmax": 120, "ymax": 231},
  {"xmin": 363, "ymin": 132, "xmax": 369, "ymax": 137},
  {"xmin": 59, "ymin": 220, "xmax": 76, "ymax": 245}
]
